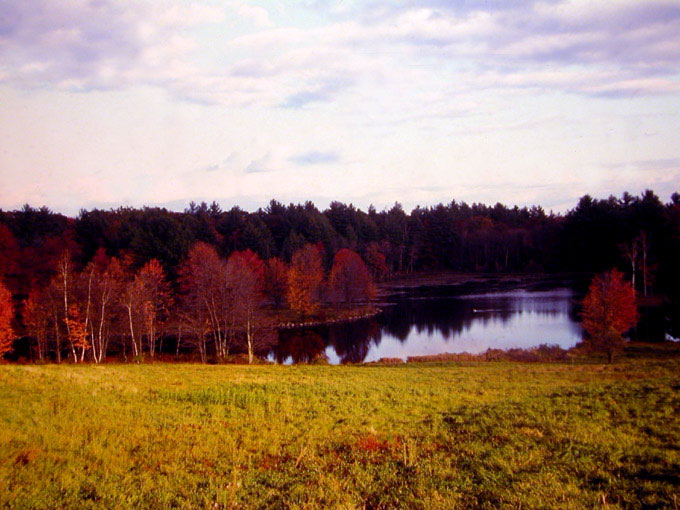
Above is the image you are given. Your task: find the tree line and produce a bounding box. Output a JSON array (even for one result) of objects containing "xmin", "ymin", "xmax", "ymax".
[
  {"xmin": 0, "ymin": 238, "xmax": 375, "ymax": 363},
  {"xmin": 1, "ymin": 190, "xmax": 679, "ymax": 362}
]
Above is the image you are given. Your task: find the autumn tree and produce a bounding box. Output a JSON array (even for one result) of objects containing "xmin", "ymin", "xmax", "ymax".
[
  {"xmin": 85, "ymin": 250, "xmax": 124, "ymax": 363},
  {"xmin": 122, "ymin": 267, "xmax": 145, "ymax": 358},
  {"xmin": 0, "ymin": 224, "xmax": 20, "ymax": 291},
  {"xmin": 23, "ymin": 289, "xmax": 51, "ymax": 361},
  {"xmin": 0, "ymin": 281, "xmax": 15, "ymax": 357},
  {"xmin": 65, "ymin": 305, "xmax": 90, "ymax": 361},
  {"xmin": 121, "ymin": 258, "xmax": 170, "ymax": 358},
  {"xmin": 287, "ymin": 244, "xmax": 324, "ymax": 316},
  {"xmin": 264, "ymin": 257, "xmax": 288, "ymax": 308},
  {"xmin": 364, "ymin": 242, "xmax": 389, "ymax": 281},
  {"xmin": 137, "ymin": 259, "xmax": 170, "ymax": 357},
  {"xmin": 46, "ymin": 278, "xmax": 64, "ymax": 363},
  {"xmin": 179, "ymin": 242, "xmax": 229, "ymax": 361},
  {"xmin": 329, "ymin": 248, "xmax": 376, "ymax": 306},
  {"xmin": 54, "ymin": 250, "xmax": 80, "ymax": 362},
  {"xmin": 226, "ymin": 249, "xmax": 269, "ymax": 364},
  {"xmin": 582, "ymin": 269, "xmax": 638, "ymax": 363}
]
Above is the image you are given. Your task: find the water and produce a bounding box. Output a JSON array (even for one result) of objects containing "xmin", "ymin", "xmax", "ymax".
[{"xmin": 267, "ymin": 280, "xmax": 678, "ymax": 364}]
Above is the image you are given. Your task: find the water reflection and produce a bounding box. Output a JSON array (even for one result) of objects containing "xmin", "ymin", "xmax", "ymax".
[{"xmin": 266, "ymin": 283, "xmax": 675, "ymax": 364}]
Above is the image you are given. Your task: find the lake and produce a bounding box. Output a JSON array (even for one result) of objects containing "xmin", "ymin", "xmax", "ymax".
[{"xmin": 267, "ymin": 278, "xmax": 678, "ymax": 364}]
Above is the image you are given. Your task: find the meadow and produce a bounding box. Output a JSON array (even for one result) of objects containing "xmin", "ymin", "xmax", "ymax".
[{"xmin": 1, "ymin": 357, "xmax": 679, "ymax": 509}]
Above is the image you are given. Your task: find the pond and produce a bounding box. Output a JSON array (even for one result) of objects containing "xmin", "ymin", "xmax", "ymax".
[{"xmin": 266, "ymin": 278, "xmax": 678, "ymax": 364}]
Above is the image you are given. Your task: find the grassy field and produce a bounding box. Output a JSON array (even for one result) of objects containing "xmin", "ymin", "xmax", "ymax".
[{"xmin": 1, "ymin": 359, "xmax": 679, "ymax": 509}]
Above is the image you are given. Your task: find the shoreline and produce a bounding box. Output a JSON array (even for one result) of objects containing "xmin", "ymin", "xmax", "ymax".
[{"xmin": 277, "ymin": 306, "xmax": 382, "ymax": 329}]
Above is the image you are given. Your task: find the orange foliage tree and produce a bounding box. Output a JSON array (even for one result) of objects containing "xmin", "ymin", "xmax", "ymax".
[
  {"xmin": 65, "ymin": 305, "xmax": 89, "ymax": 361},
  {"xmin": 582, "ymin": 269, "xmax": 638, "ymax": 363},
  {"xmin": 0, "ymin": 281, "xmax": 15, "ymax": 357},
  {"xmin": 287, "ymin": 244, "xmax": 324, "ymax": 316},
  {"xmin": 137, "ymin": 259, "xmax": 170, "ymax": 357},
  {"xmin": 329, "ymin": 248, "xmax": 376, "ymax": 306}
]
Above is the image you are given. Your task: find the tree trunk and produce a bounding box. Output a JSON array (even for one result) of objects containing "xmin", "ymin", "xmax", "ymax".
[
  {"xmin": 127, "ymin": 304, "xmax": 138, "ymax": 357},
  {"xmin": 96, "ymin": 299, "xmax": 106, "ymax": 364},
  {"xmin": 247, "ymin": 315, "xmax": 253, "ymax": 365},
  {"xmin": 61, "ymin": 257, "xmax": 76, "ymax": 363},
  {"xmin": 84, "ymin": 270, "xmax": 93, "ymax": 362},
  {"xmin": 53, "ymin": 308, "xmax": 61, "ymax": 364}
]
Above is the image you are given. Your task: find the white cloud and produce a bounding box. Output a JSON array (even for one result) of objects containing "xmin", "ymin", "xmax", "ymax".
[
  {"xmin": 229, "ymin": 2, "xmax": 273, "ymax": 28},
  {"xmin": 1, "ymin": 0, "xmax": 680, "ymax": 215},
  {"xmin": 1, "ymin": 0, "xmax": 678, "ymax": 106}
]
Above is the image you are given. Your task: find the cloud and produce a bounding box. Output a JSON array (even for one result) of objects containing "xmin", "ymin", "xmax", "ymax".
[
  {"xmin": 280, "ymin": 78, "xmax": 352, "ymax": 108},
  {"xmin": 202, "ymin": 153, "xmax": 239, "ymax": 173},
  {"xmin": 244, "ymin": 154, "xmax": 274, "ymax": 174},
  {"xmin": 228, "ymin": 2, "xmax": 272, "ymax": 28},
  {"xmin": 1, "ymin": 0, "xmax": 678, "ymax": 107},
  {"xmin": 0, "ymin": 0, "xmax": 224, "ymax": 92},
  {"xmin": 604, "ymin": 157, "xmax": 680, "ymax": 171},
  {"xmin": 290, "ymin": 151, "xmax": 340, "ymax": 165},
  {"xmin": 230, "ymin": 1, "xmax": 680, "ymax": 103}
]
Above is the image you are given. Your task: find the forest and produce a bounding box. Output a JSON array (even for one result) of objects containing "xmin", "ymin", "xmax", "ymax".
[{"xmin": 1, "ymin": 190, "xmax": 679, "ymax": 363}]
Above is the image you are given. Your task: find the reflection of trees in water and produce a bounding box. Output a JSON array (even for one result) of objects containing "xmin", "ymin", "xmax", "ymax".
[
  {"xmin": 381, "ymin": 294, "xmax": 581, "ymax": 342},
  {"xmin": 270, "ymin": 319, "xmax": 382, "ymax": 364},
  {"xmin": 381, "ymin": 297, "xmax": 513, "ymax": 342},
  {"xmin": 269, "ymin": 290, "xmax": 597, "ymax": 364},
  {"xmin": 329, "ymin": 319, "xmax": 381, "ymax": 364},
  {"xmin": 271, "ymin": 329, "xmax": 326, "ymax": 363}
]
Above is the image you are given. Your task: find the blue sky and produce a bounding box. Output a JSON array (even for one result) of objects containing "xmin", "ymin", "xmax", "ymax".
[{"xmin": 1, "ymin": 0, "xmax": 679, "ymax": 215}]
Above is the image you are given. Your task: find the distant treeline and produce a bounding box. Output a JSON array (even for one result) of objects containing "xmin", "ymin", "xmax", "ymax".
[
  {"xmin": 1, "ymin": 190, "xmax": 680, "ymax": 363},
  {"xmin": 1, "ymin": 190, "xmax": 680, "ymax": 293}
]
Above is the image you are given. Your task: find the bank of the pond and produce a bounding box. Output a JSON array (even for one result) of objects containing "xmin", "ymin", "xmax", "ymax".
[{"xmin": 276, "ymin": 305, "xmax": 381, "ymax": 329}]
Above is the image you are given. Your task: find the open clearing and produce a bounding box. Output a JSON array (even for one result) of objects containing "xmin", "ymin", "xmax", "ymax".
[{"xmin": 1, "ymin": 360, "xmax": 679, "ymax": 509}]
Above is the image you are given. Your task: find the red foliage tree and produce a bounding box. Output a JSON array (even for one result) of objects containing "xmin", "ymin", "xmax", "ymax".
[
  {"xmin": 329, "ymin": 249, "xmax": 376, "ymax": 306},
  {"xmin": 364, "ymin": 242, "xmax": 389, "ymax": 281},
  {"xmin": 85, "ymin": 251, "xmax": 125, "ymax": 363},
  {"xmin": 122, "ymin": 258, "xmax": 170, "ymax": 359},
  {"xmin": 226, "ymin": 249, "xmax": 268, "ymax": 364},
  {"xmin": 287, "ymin": 244, "xmax": 324, "ymax": 316},
  {"xmin": 0, "ymin": 224, "xmax": 20, "ymax": 287},
  {"xmin": 0, "ymin": 281, "xmax": 15, "ymax": 357},
  {"xmin": 582, "ymin": 269, "xmax": 638, "ymax": 363},
  {"xmin": 264, "ymin": 257, "xmax": 288, "ymax": 308},
  {"xmin": 179, "ymin": 242, "xmax": 229, "ymax": 361},
  {"xmin": 136, "ymin": 259, "xmax": 170, "ymax": 357},
  {"xmin": 23, "ymin": 289, "xmax": 51, "ymax": 361}
]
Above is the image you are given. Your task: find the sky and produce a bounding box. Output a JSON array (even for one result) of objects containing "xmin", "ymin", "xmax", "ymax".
[{"xmin": 1, "ymin": 0, "xmax": 679, "ymax": 216}]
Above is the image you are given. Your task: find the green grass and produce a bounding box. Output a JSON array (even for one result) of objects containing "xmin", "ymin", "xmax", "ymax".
[{"xmin": 1, "ymin": 360, "xmax": 679, "ymax": 509}]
